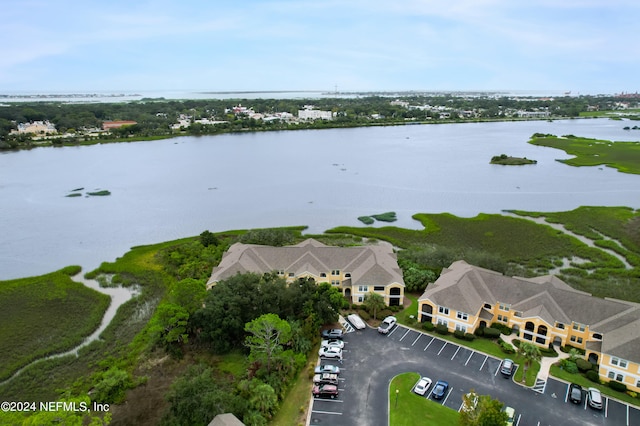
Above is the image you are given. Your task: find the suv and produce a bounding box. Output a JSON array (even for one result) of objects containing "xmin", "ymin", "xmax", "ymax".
[
  {"xmin": 569, "ymin": 383, "xmax": 583, "ymax": 404},
  {"xmin": 378, "ymin": 316, "xmax": 397, "ymax": 334},
  {"xmin": 587, "ymin": 387, "xmax": 603, "ymax": 410},
  {"xmin": 313, "ymin": 373, "xmax": 339, "ymax": 386},
  {"xmin": 312, "ymin": 383, "xmax": 338, "ymax": 399},
  {"xmin": 500, "ymin": 359, "xmax": 514, "ymax": 378},
  {"xmin": 319, "ymin": 346, "xmax": 342, "ymax": 359},
  {"xmin": 321, "ymin": 329, "xmax": 344, "ymax": 340}
]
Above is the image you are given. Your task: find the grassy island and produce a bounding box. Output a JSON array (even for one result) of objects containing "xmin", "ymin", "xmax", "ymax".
[
  {"xmin": 490, "ymin": 154, "xmax": 537, "ymax": 165},
  {"xmin": 528, "ymin": 133, "xmax": 640, "ymax": 174},
  {"xmin": 358, "ymin": 211, "xmax": 397, "ymax": 224}
]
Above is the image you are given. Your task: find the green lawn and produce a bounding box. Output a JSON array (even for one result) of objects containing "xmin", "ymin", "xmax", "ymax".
[{"xmin": 389, "ymin": 372, "xmax": 459, "ymax": 426}]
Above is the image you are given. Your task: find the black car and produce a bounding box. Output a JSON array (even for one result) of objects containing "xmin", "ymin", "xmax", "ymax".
[
  {"xmin": 500, "ymin": 359, "xmax": 514, "ymax": 378},
  {"xmin": 569, "ymin": 383, "xmax": 583, "ymax": 404},
  {"xmin": 321, "ymin": 328, "xmax": 344, "ymax": 340}
]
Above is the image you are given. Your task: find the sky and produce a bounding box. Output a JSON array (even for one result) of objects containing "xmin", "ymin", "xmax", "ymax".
[{"xmin": 1, "ymin": 0, "xmax": 638, "ymax": 94}]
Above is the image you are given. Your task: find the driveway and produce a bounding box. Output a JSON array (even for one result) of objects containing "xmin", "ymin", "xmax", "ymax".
[{"xmin": 308, "ymin": 324, "xmax": 640, "ymax": 426}]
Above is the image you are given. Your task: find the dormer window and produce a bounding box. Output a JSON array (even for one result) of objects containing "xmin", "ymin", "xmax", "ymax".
[
  {"xmin": 345, "ymin": 273, "xmax": 351, "ymax": 278},
  {"xmin": 320, "ymin": 273, "xmax": 327, "ymax": 278}
]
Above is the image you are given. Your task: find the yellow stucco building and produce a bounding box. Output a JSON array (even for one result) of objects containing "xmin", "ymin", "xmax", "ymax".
[
  {"xmin": 207, "ymin": 238, "xmax": 404, "ymax": 306},
  {"xmin": 418, "ymin": 260, "xmax": 640, "ymax": 392}
]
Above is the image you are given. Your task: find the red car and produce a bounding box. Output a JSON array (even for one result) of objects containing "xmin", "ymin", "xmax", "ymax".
[{"xmin": 312, "ymin": 383, "xmax": 339, "ymax": 399}]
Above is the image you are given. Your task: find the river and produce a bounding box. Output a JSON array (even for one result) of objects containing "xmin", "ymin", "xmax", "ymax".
[{"xmin": 1, "ymin": 118, "xmax": 639, "ymax": 280}]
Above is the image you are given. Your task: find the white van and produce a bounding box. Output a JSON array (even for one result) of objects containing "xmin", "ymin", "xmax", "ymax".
[{"xmin": 347, "ymin": 314, "xmax": 366, "ymax": 330}]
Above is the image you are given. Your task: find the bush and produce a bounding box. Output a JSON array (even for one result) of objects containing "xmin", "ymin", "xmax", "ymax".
[
  {"xmin": 576, "ymin": 358, "xmax": 593, "ymax": 372},
  {"xmin": 585, "ymin": 370, "xmax": 600, "ymax": 383},
  {"xmin": 561, "ymin": 344, "xmax": 586, "ymax": 355},
  {"xmin": 463, "ymin": 333, "xmax": 476, "ymax": 342},
  {"xmin": 435, "ymin": 324, "xmax": 449, "ymax": 335},
  {"xmin": 454, "ymin": 330, "xmax": 466, "ymax": 340},
  {"xmin": 563, "ymin": 360, "xmax": 579, "ymax": 374},
  {"xmin": 482, "ymin": 327, "xmax": 501, "ymax": 339},
  {"xmin": 389, "ymin": 305, "xmax": 400, "ymax": 312},
  {"xmin": 498, "ymin": 339, "xmax": 515, "ymax": 354},
  {"xmin": 422, "ymin": 322, "xmax": 435, "ymax": 332},
  {"xmin": 609, "ymin": 380, "xmax": 627, "ymax": 393},
  {"xmin": 540, "ymin": 345, "xmax": 558, "ymax": 358},
  {"xmin": 490, "ymin": 322, "xmax": 512, "ymax": 335},
  {"xmin": 358, "ymin": 310, "xmax": 370, "ymax": 321},
  {"xmin": 512, "ymin": 339, "xmax": 521, "ymax": 348},
  {"xmin": 379, "ymin": 309, "xmax": 393, "ymax": 318},
  {"xmin": 474, "ymin": 327, "xmax": 484, "ymax": 337}
]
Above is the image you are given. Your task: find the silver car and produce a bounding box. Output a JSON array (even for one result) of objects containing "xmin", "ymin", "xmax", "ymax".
[{"xmin": 378, "ymin": 316, "xmax": 397, "ymax": 334}]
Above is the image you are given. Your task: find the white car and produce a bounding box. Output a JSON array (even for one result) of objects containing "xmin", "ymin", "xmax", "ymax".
[
  {"xmin": 321, "ymin": 339, "xmax": 345, "ymax": 350},
  {"xmin": 347, "ymin": 313, "xmax": 366, "ymax": 330},
  {"xmin": 413, "ymin": 377, "xmax": 433, "ymax": 395},
  {"xmin": 319, "ymin": 346, "xmax": 342, "ymax": 359},
  {"xmin": 314, "ymin": 364, "xmax": 340, "ymax": 375},
  {"xmin": 378, "ymin": 316, "xmax": 397, "ymax": 334}
]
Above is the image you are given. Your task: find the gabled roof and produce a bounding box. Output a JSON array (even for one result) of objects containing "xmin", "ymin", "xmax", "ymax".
[
  {"xmin": 207, "ymin": 239, "xmax": 404, "ymax": 289},
  {"xmin": 419, "ymin": 260, "xmax": 640, "ymax": 362}
]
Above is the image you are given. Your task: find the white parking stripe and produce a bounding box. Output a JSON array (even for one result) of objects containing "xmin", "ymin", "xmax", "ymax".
[
  {"xmin": 412, "ymin": 334, "xmax": 421, "ymax": 346},
  {"xmin": 312, "ymin": 410, "xmax": 342, "ymax": 415},
  {"xmin": 494, "ymin": 364, "xmax": 500, "ymax": 377},
  {"xmin": 437, "ymin": 341, "xmax": 447, "ymax": 355},
  {"xmin": 564, "ymin": 384, "xmax": 570, "ymax": 403},
  {"xmin": 605, "ymin": 397, "xmax": 609, "ymax": 418},
  {"xmin": 387, "ymin": 325, "xmax": 399, "ymax": 337},
  {"xmin": 465, "ymin": 351, "xmax": 474, "ymax": 366},
  {"xmin": 399, "ymin": 329, "xmax": 411, "ymax": 342},
  {"xmin": 451, "ymin": 346, "xmax": 460, "ymax": 360},
  {"xmin": 424, "ymin": 338, "xmax": 435, "ymax": 351},
  {"xmin": 313, "ymin": 398, "xmax": 343, "ymax": 403},
  {"xmin": 479, "ymin": 355, "xmax": 488, "ymax": 371},
  {"xmin": 514, "ymin": 414, "xmax": 521, "ymax": 426},
  {"xmin": 442, "ymin": 387, "xmax": 453, "ymax": 405}
]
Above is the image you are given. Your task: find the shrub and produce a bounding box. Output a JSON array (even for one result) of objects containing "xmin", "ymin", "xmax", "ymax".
[
  {"xmin": 379, "ymin": 309, "xmax": 393, "ymax": 318},
  {"xmin": 463, "ymin": 333, "xmax": 476, "ymax": 341},
  {"xmin": 422, "ymin": 322, "xmax": 435, "ymax": 332},
  {"xmin": 561, "ymin": 344, "xmax": 586, "ymax": 355},
  {"xmin": 389, "ymin": 305, "xmax": 400, "ymax": 312},
  {"xmin": 585, "ymin": 370, "xmax": 600, "ymax": 383},
  {"xmin": 563, "ymin": 360, "xmax": 579, "ymax": 374},
  {"xmin": 498, "ymin": 339, "xmax": 515, "ymax": 354},
  {"xmin": 482, "ymin": 327, "xmax": 501, "ymax": 339},
  {"xmin": 454, "ymin": 330, "xmax": 466, "ymax": 340},
  {"xmin": 512, "ymin": 339, "xmax": 521, "ymax": 348},
  {"xmin": 474, "ymin": 327, "xmax": 484, "ymax": 337},
  {"xmin": 490, "ymin": 322, "xmax": 512, "ymax": 335},
  {"xmin": 435, "ymin": 324, "xmax": 449, "ymax": 335},
  {"xmin": 358, "ymin": 310, "xmax": 370, "ymax": 321},
  {"xmin": 576, "ymin": 358, "xmax": 593, "ymax": 372},
  {"xmin": 540, "ymin": 345, "xmax": 558, "ymax": 358},
  {"xmin": 609, "ymin": 380, "xmax": 627, "ymax": 393}
]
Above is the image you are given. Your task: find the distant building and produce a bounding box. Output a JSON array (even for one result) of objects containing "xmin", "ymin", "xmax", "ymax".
[
  {"xmin": 298, "ymin": 106, "xmax": 333, "ymax": 121},
  {"xmin": 11, "ymin": 121, "xmax": 57, "ymax": 135},
  {"xmin": 102, "ymin": 120, "xmax": 137, "ymax": 130}
]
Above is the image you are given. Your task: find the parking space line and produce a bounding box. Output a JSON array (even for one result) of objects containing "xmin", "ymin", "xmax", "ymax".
[
  {"xmin": 514, "ymin": 414, "xmax": 521, "ymax": 426},
  {"xmin": 442, "ymin": 387, "xmax": 453, "ymax": 405},
  {"xmin": 451, "ymin": 346, "xmax": 460, "ymax": 360},
  {"xmin": 627, "ymin": 404, "xmax": 629, "ymax": 426},
  {"xmin": 494, "ymin": 363, "xmax": 500, "ymax": 377},
  {"xmin": 424, "ymin": 337, "xmax": 435, "ymax": 351},
  {"xmin": 437, "ymin": 341, "xmax": 447, "ymax": 355},
  {"xmin": 479, "ymin": 355, "xmax": 488, "ymax": 371},
  {"xmin": 464, "ymin": 351, "xmax": 474, "ymax": 366},
  {"xmin": 311, "ymin": 410, "xmax": 342, "ymax": 415},
  {"xmin": 412, "ymin": 334, "xmax": 421, "ymax": 346},
  {"xmin": 313, "ymin": 399, "xmax": 343, "ymax": 404},
  {"xmin": 387, "ymin": 325, "xmax": 399, "ymax": 337},
  {"xmin": 564, "ymin": 383, "xmax": 569, "ymax": 403},
  {"xmin": 399, "ymin": 329, "xmax": 411, "ymax": 342},
  {"xmin": 605, "ymin": 397, "xmax": 608, "ymax": 418}
]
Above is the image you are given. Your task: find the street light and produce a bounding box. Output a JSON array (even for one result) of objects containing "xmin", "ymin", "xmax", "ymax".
[{"xmin": 395, "ymin": 389, "xmax": 399, "ymax": 408}]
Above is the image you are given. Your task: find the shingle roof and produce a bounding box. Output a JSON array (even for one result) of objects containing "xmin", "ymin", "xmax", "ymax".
[
  {"xmin": 207, "ymin": 239, "xmax": 404, "ymax": 289},
  {"xmin": 419, "ymin": 260, "xmax": 640, "ymax": 362}
]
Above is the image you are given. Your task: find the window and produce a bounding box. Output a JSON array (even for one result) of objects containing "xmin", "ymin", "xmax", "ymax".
[
  {"xmin": 345, "ymin": 273, "xmax": 351, "ymax": 278},
  {"xmin": 617, "ymin": 374, "xmax": 624, "ymax": 382},
  {"xmin": 331, "ymin": 280, "xmax": 340, "ymax": 286},
  {"xmin": 357, "ymin": 295, "xmax": 364, "ymax": 303},
  {"xmin": 438, "ymin": 306, "xmax": 449, "ymax": 315},
  {"xmin": 456, "ymin": 312, "xmax": 468, "ymax": 321},
  {"xmin": 358, "ymin": 285, "xmax": 368, "ymax": 292},
  {"xmin": 455, "ymin": 324, "xmax": 466, "ymax": 333},
  {"xmin": 320, "ymin": 273, "xmax": 327, "ymax": 278},
  {"xmin": 572, "ymin": 322, "xmax": 586, "ymax": 332},
  {"xmin": 499, "ymin": 303, "xmax": 510, "ymax": 311},
  {"xmin": 608, "ymin": 371, "xmax": 624, "ymax": 381},
  {"xmin": 556, "ymin": 322, "xmax": 565, "ymax": 330},
  {"xmin": 608, "ymin": 371, "xmax": 615, "ymax": 379},
  {"xmin": 288, "ymin": 272, "xmax": 294, "ymax": 277},
  {"xmin": 277, "ymin": 270, "xmax": 284, "ymax": 275},
  {"xmin": 577, "ymin": 337, "xmax": 583, "ymax": 344},
  {"xmin": 483, "ymin": 303, "xmax": 492, "ymax": 309},
  {"xmin": 437, "ymin": 319, "xmax": 448, "ymax": 327},
  {"xmin": 331, "ymin": 270, "xmax": 340, "ymax": 276},
  {"xmin": 513, "ymin": 311, "xmax": 522, "ymax": 317},
  {"xmin": 497, "ymin": 315, "xmax": 508, "ymax": 323},
  {"xmin": 374, "ymin": 286, "xmax": 385, "ymax": 291},
  {"xmin": 570, "ymin": 336, "xmax": 576, "ymax": 342},
  {"xmin": 637, "ymin": 379, "xmax": 640, "ymax": 388},
  {"xmin": 611, "ymin": 358, "xmax": 628, "ymax": 368}
]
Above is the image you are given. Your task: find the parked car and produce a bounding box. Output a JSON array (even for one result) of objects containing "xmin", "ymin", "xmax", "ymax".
[
  {"xmin": 587, "ymin": 387, "xmax": 603, "ymax": 410},
  {"xmin": 314, "ymin": 364, "xmax": 340, "ymax": 375},
  {"xmin": 504, "ymin": 406, "xmax": 515, "ymax": 426},
  {"xmin": 347, "ymin": 313, "xmax": 366, "ymax": 330},
  {"xmin": 413, "ymin": 377, "xmax": 433, "ymax": 395},
  {"xmin": 500, "ymin": 358, "xmax": 514, "ymax": 378},
  {"xmin": 312, "ymin": 383, "xmax": 339, "ymax": 399},
  {"xmin": 431, "ymin": 380, "xmax": 449, "ymax": 400},
  {"xmin": 321, "ymin": 339, "xmax": 345, "ymax": 350},
  {"xmin": 319, "ymin": 346, "xmax": 342, "ymax": 359},
  {"xmin": 321, "ymin": 328, "xmax": 344, "ymax": 340},
  {"xmin": 378, "ymin": 316, "xmax": 397, "ymax": 334},
  {"xmin": 313, "ymin": 373, "xmax": 339, "ymax": 385},
  {"xmin": 569, "ymin": 383, "xmax": 583, "ymax": 404}
]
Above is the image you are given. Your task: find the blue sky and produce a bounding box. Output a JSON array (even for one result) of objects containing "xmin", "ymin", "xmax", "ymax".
[{"xmin": 2, "ymin": 0, "xmax": 638, "ymax": 94}]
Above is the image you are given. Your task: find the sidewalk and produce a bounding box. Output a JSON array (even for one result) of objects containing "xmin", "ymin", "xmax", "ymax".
[{"xmin": 501, "ymin": 334, "xmax": 569, "ymax": 382}]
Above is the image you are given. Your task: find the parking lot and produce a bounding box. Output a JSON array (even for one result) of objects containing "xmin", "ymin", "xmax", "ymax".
[{"xmin": 308, "ymin": 323, "xmax": 640, "ymax": 426}]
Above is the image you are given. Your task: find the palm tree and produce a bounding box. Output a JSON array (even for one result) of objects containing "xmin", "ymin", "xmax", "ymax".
[
  {"xmin": 517, "ymin": 341, "xmax": 542, "ymax": 383},
  {"xmin": 362, "ymin": 292, "xmax": 386, "ymax": 320}
]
